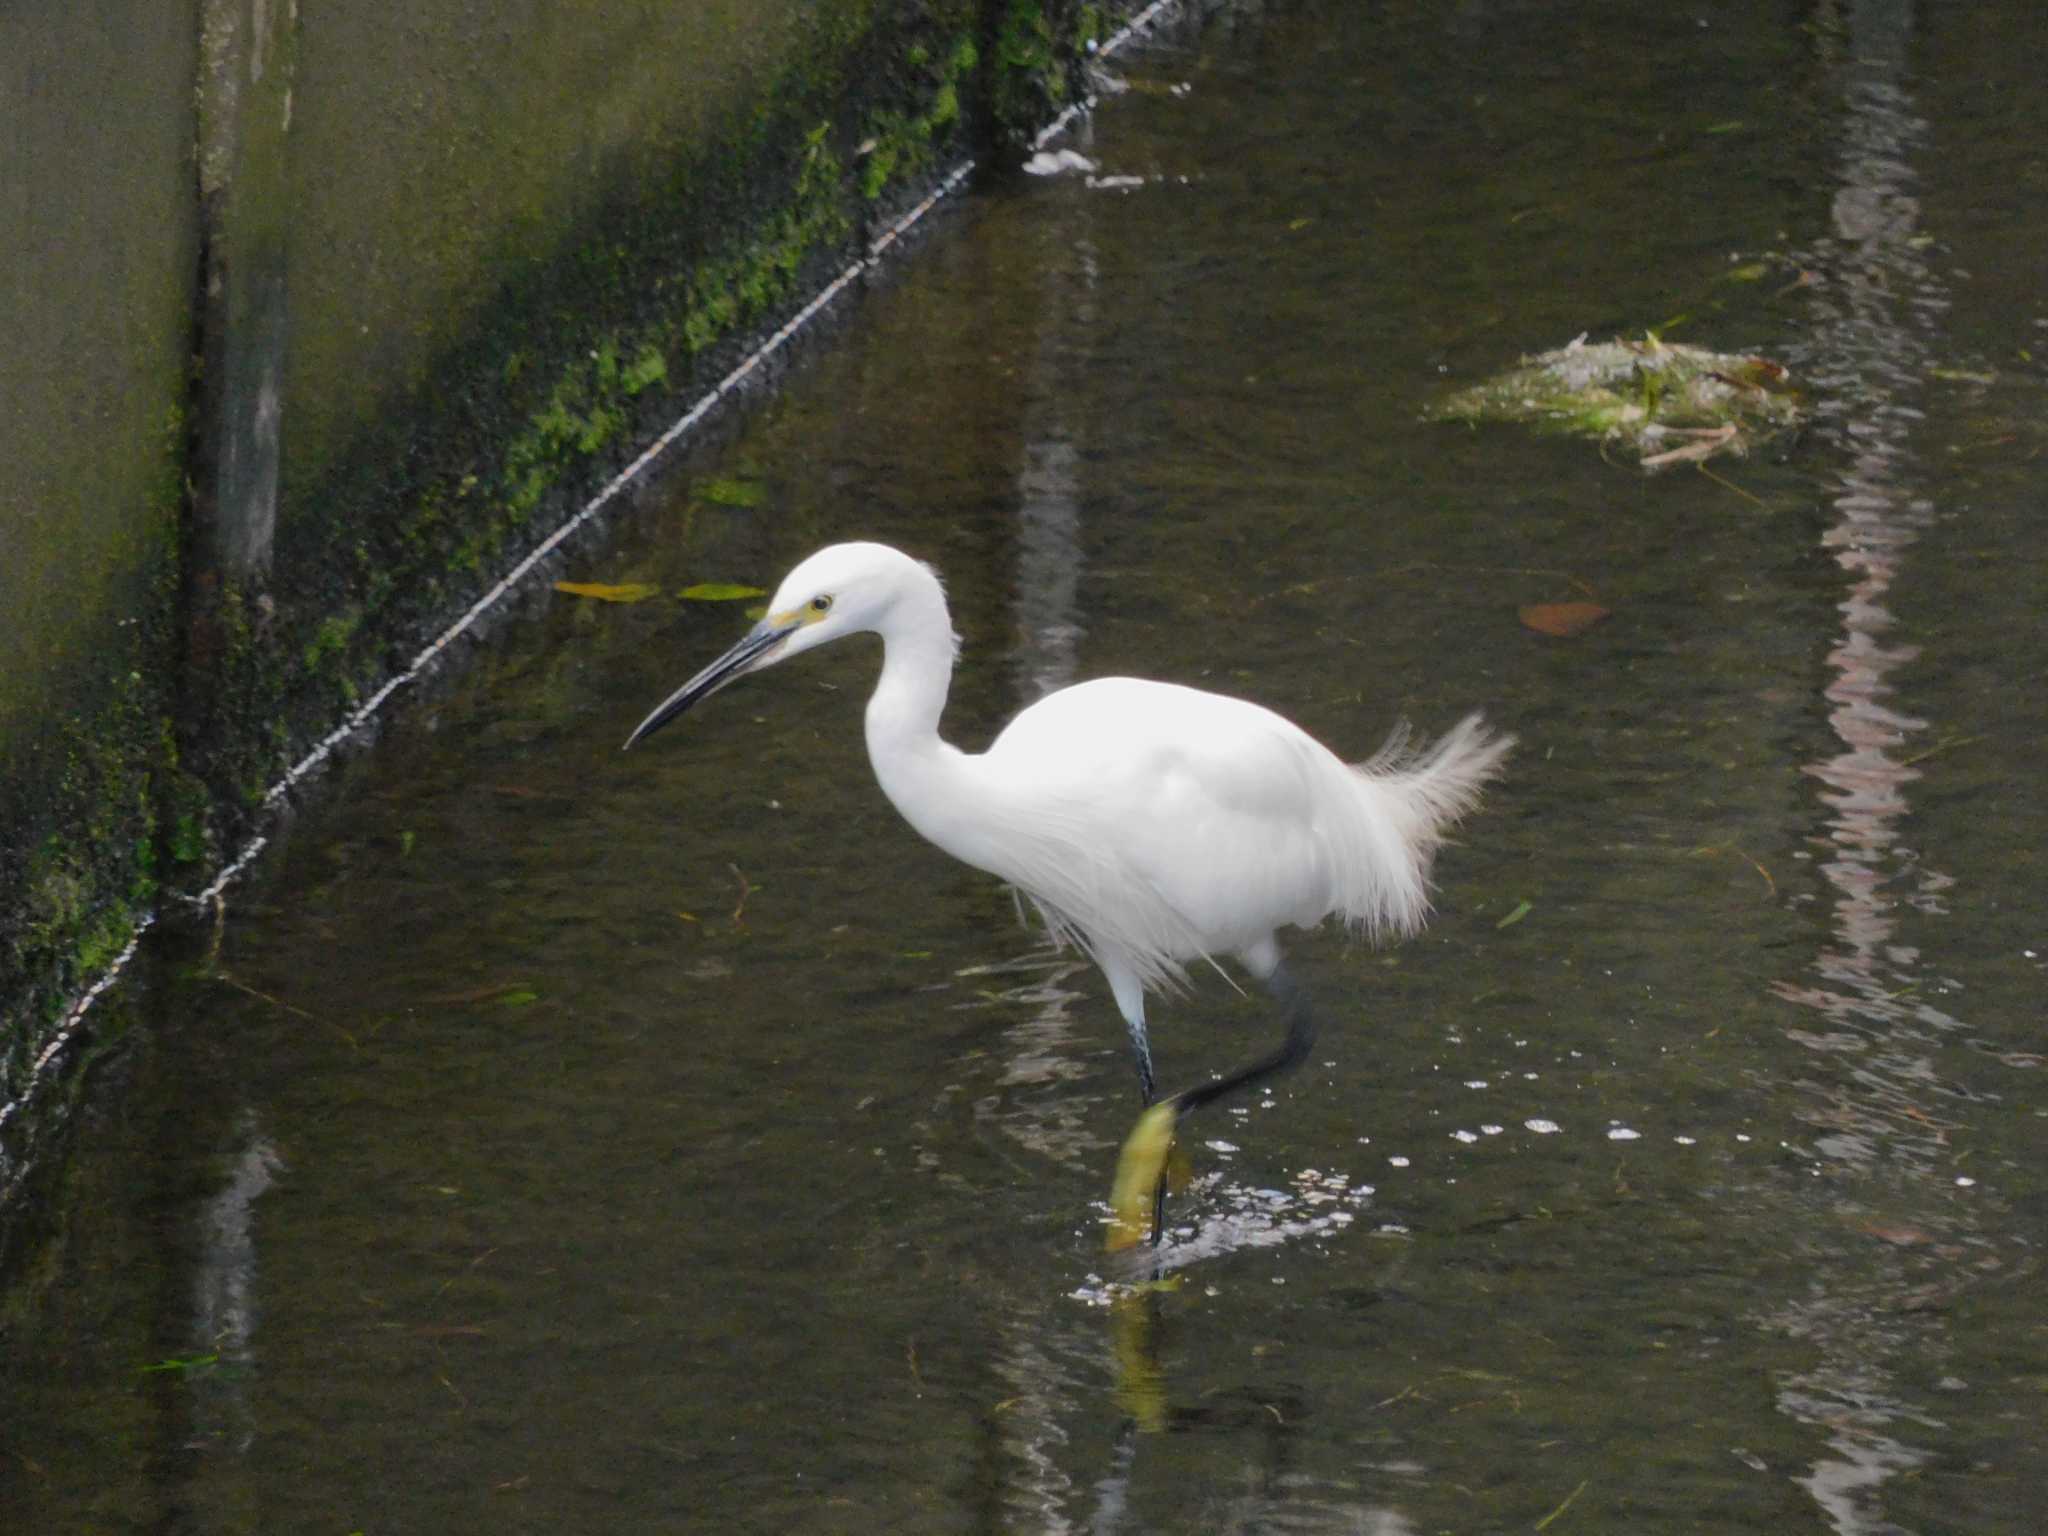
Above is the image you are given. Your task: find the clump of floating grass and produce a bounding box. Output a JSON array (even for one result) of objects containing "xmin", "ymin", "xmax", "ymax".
[{"xmin": 1432, "ymin": 333, "xmax": 1802, "ymax": 471}]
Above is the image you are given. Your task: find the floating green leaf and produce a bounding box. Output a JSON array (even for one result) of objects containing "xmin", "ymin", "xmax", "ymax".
[
  {"xmin": 700, "ymin": 477, "xmax": 765, "ymax": 507},
  {"xmin": 554, "ymin": 581, "xmax": 661, "ymax": 603},
  {"xmin": 679, "ymin": 582, "xmax": 768, "ymax": 602},
  {"xmin": 1495, "ymin": 900, "xmax": 1534, "ymax": 930},
  {"xmin": 139, "ymin": 1353, "xmax": 219, "ymax": 1374},
  {"xmin": 420, "ymin": 980, "xmax": 534, "ymax": 1005}
]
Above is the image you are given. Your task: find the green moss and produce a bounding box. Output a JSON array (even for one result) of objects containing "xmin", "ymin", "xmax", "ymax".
[
  {"xmin": 12, "ymin": 725, "xmax": 153, "ymax": 1031},
  {"xmin": 70, "ymin": 905, "xmax": 137, "ymax": 979},
  {"xmin": 989, "ymin": 0, "xmax": 1080, "ymax": 140},
  {"xmin": 302, "ymin": 610, "xmax": 361, "ymax": 673},
  {"xmin": 168, "ymin": 814, "xmax": 207, "ymax": 866},
  {"xmin": 858, "ymin": 28, "xmax": 983, "ymax": 202},
  {"xmin": 23, "ymin": 855, "xmax": 90, "ymax": 957},
  {"xmin": 622, "ymin": 345, "xmax": 668, "ymax": 394}
]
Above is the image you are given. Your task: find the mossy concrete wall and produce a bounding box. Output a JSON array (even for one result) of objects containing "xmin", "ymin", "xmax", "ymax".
[{"xmin": 0, "ymin": 0, "xmax": 1115, "ymax": 1253}]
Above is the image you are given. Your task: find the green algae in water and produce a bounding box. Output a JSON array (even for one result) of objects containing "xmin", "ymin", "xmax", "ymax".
[
  {"xmin": 698, "ymin": 476, "xmax": 766, "ymax": 508},
  {"xmin": 1433, "ymin": 335, "xmax": 1803, "ymax": 470}
]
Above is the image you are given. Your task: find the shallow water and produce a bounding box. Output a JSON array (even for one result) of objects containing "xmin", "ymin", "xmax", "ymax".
[{"xmin": 8, "ymin": 2, "xmax": 2048, "ymax": 1532}]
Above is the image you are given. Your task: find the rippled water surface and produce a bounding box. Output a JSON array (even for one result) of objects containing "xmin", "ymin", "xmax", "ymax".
[{"xmin": 8, "ymin": 2, "xmax": 2047, "ymax": 1532}]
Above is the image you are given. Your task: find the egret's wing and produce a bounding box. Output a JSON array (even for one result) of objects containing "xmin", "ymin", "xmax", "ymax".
[{"xmin": 980, "ymin": 679, "xmax": 1344, "ymax": 976}]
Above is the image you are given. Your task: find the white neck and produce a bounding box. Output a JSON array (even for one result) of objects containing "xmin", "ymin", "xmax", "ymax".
[{"xmin": 860, "ymin": 572, "xmax": 993, "ymax": 868}]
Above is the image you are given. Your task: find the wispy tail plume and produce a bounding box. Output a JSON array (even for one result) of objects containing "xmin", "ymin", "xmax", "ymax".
[
  {"xmin": 1333, "ymin": 713, "xmax": 1512, "ymax": 940},
  {"xmin": 1362, "ymin": 712, "xmax": 1514, "ymax": 865}
]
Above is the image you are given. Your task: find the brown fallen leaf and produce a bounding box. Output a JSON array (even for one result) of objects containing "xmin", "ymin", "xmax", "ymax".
[
  {"xmin": 1519, "ymin": 601, "xmax": 1610, "ymax": 638},
  {"xmin": 554, "ymin": 580, "xmax": 661, "ymax": 603}
]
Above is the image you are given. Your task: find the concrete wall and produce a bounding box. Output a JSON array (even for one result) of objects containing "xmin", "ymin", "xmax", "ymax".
[
  {"xmin": 1, "ymin": 1, "xmax": 201, "ymax": 1212},
  {"xmin": 0, "ymin": 0, "xmax": 1106, "ymax": 1246}
]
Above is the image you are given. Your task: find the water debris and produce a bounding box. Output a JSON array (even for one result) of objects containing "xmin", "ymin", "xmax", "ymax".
[
  {"xmin": 1432, "ymin": 334, "xmax": 1802, "ymax": 471},
  {"xmin": 1690, "ymin": 843, "xmax": 1777, "ymax": 897},
  {"xmin": 1495, "ymin": 899, "xmax": 1534, "ymax": 930},
  {"xmin": 677, "ymin": 582, "xmax": 767, "ymax": 602},
  {"xmin": 1534, "ymin": 1478, "xmax": 1590, "ymax": 1531},
  {"xmin": 1085, "ymin": 62, "xmax": 1130, "ymax": 96},
  {"xmin": 1023, "ymin": 148, "xmax": 1097, "ymax": 177},
  {"xmin": 554, "ymin": 580, "xmax": 661, "ymax": 603}
]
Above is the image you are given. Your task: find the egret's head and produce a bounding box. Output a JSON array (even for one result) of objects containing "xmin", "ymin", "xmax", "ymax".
[{"xmin": 624, "ymin": 541, "xmax": 939, "ymax": 748}]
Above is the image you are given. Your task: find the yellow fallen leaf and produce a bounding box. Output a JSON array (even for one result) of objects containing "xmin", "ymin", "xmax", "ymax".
[
  {"xmin": 554, "ymin": 581, "xmax": 660, "ymax": 603},
  {"xmin": 678, "ymin": 582, "xmax": 768, "ymax": 602}
]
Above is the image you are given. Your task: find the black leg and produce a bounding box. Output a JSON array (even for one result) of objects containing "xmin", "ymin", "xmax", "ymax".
[
  {"xmin": 1107, "ymin": 961, "xmax": 1320, "ymax": 1253},
  {"xmin": 1176, "ymin": 961, "xmax": 1318, "ymax": 1120},
  {"xmin": 1134, "ymin": 1047, "xmax": 1168, "ymax": 1248},
  {"xmin": 1149, "ymin": 1155, "xmax": 1171, "ymax": 1250}
]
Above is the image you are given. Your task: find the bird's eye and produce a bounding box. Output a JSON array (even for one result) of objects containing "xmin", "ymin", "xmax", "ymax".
[{"xmin": 809, "ymin": 594, "xmax": 834, "ymax": 614}]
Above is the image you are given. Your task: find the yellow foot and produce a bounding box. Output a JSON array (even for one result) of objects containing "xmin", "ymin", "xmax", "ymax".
[{"xmin": 1106, "ymin": 1100, "xmax": 1181, "ymax": 1252}]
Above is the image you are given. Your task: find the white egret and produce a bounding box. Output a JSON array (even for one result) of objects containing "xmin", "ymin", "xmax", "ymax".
[{"xmin": 626, "ymin": 542, "xmax": 1510, "ymax": 1250}]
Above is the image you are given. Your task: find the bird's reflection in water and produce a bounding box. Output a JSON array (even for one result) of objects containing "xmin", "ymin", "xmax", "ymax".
[
  {"xmin": 1089, "ymin": 1285, "xmax": 1419, "ymax": 1536},
  {"xmin": 958, "ymin": 944, "xmax": 1408, "ymax": 1533}
]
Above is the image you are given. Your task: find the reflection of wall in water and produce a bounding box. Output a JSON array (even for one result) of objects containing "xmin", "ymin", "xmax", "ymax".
[{"xmin": 1770, "ymin": 2, "xmax": 1972, "ymax": 1530}]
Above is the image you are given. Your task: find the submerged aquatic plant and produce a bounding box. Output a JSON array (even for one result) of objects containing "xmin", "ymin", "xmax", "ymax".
[{"xmin": 1433, "ymin": 334, "xmax": 1802, "ymax": 470}]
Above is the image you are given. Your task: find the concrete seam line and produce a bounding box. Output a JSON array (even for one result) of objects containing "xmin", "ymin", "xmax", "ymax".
[
  {"xmin": 8, "ymin": 0, "xmax": 1187, "ymax": 1142},
  {"xmin": 1102, "ymin": 0, "xmax": 1184, "ymax": 58}
]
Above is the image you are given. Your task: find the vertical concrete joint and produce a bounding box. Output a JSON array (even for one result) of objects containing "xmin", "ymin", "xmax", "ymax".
[{"xmin": 193, "ymin": 0, "xmax": 297, "ymax": 579}]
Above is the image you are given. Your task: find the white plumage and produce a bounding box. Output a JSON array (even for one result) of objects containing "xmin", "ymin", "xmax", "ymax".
[{"xmin": 627, "ymin": 541, "xmax": 1511, "ymax": 1249}]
